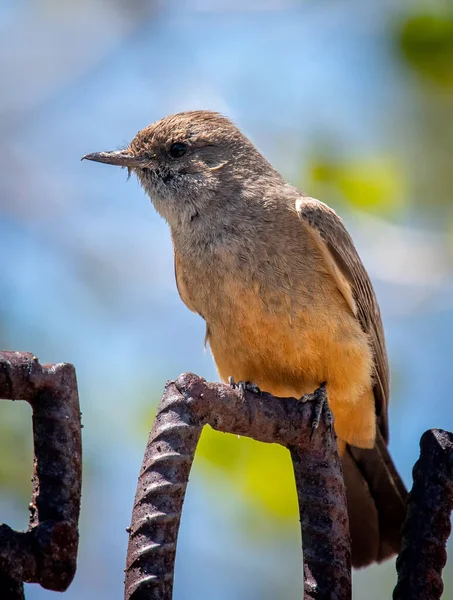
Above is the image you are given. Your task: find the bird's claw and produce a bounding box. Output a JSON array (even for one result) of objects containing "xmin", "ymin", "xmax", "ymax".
[
  {"xmin": 299, "ymin": 383, "xmax": 333, "ymax": 443},
  {"xmin": 229, "ymin": 376, "xmax": 261, "ymax": 400}
]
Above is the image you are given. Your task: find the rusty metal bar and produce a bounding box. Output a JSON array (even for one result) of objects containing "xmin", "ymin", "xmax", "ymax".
[
  {"xmin": 291, "ymin": 444, "xmax": 351, "ymax": 600},
  {"xmin": 393, "ymin": 429, "xmax": 453, "ymax": 600},
  {"xmin": 0, "ymin": 351, "xmax": 82, "ymax": 598},
  {"xmin": 124, "ymin": 380, "xmax": 203, "ymax": 600},
  {"xmin": 124, "ymin": 372, "xmax": 351, "ymax": 600},
  {"xmin": 289, "ymin": 385, "xmax": 351, "ymax": 600},
  {"xmin": 0, "ymin": 574, "xmax": 25, "ymax": 600}
]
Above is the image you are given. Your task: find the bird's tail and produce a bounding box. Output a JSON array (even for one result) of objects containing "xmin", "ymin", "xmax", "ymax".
[{"xmin": 342, "ymin": 430, "xmax": 408, "ymax": 568}]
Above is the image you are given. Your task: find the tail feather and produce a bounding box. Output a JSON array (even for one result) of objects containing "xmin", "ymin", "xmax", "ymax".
[{"xmin": 342, "ymin": 430, "xmax": 407, "ymax": 568}]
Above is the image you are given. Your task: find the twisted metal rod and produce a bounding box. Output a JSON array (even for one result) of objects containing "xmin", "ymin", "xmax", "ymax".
[
  {"xmin": 394, "ymin": 429, "xmax": 453, "ymax": 600},
  {"xmin": 0, "ymin": 351, "xmax": 82, "ymax": 598},
  {"xmin": 124, "ymin": 373, "xmax": 351, "ymax": 600},
  {"xmin": 124, "ymin": 379, "xmax": 203, "ymax": 600}
]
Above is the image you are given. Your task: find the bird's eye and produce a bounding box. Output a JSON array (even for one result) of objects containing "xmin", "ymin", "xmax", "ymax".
[{"xmin": 168, "ymin": 142, "xmax": 187, "ymax": 159}]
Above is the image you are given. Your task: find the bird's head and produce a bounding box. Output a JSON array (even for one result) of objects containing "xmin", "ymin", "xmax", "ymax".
[{"xmin": 83, "ymin": 110, "xmax": 276, "ymax": 227}]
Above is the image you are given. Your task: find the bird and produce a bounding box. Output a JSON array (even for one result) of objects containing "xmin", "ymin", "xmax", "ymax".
[{"xmin": 83, "ymin": 110, "xmax": 407, "ymax": 567}]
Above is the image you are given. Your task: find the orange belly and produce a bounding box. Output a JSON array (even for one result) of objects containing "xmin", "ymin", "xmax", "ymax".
[{"xmin": 206, "ymin": 283, "xmax": 376, "ymax": 449}]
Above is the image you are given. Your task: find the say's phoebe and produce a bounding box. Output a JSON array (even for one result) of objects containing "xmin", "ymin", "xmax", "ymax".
[{"xmin": 83, "ymin": 111, "xmax": 407, "ymax": 567}]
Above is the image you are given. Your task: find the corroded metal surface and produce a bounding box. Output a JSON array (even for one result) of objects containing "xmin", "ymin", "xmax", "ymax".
[
  {"xmin": 0, "ymin": 351, "xmax": 82, "ymax": 598},
  {"xmin": 394, "ymin": 429, "xmax": 453, "ymax": 600},
  {"xmin": 124, "ymin": 379, "xmax": 202, "ymax": 600},
  {"xmin": 124, "ymin": 373, "xmax": 351, "ymax": 600}
]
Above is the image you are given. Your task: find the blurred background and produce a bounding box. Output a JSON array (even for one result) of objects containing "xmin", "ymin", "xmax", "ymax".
[{"xmin": 1, "ymin": 0, "xmax": 452, "ymax": 598}]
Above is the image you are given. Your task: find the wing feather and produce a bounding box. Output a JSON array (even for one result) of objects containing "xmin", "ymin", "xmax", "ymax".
[{"xmin": 296, "ymin": 197, "xmax": 389, "ymax": 441}]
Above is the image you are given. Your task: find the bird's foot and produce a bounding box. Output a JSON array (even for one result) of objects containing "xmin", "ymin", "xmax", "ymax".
[
  {"xmin": 299, "ymin": 383, "xmax": 333, "ymax": 441},
  {"xmin": 228, "ymin": 376, "xmax": 261, "ymax": 400}
]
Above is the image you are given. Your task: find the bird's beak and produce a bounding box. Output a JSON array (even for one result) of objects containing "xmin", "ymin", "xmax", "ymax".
[{"xmin": 81, "ymin": 150, "xmax": 146, "ymax": 168}]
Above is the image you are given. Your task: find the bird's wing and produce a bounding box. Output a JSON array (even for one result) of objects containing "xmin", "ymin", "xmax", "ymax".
[{"xmin": 296, "ymin": 196, "xmax": 389, "ymax": 441}]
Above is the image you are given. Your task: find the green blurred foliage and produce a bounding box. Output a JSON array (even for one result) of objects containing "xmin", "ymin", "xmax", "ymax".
[
  {"xmin": 398, "ymin": 10, "xmax": 453, "ymax": 87},
  {"xmin": 141, "ymin": 402, "xmax": 299, "ymax": 521},
  {"xmin": 196, "ymin": 427, "xmax": 298, "ymax": 520},
  {"xmin": 0, "ymin": 402, "xmax": 33, "ymax": 501},
  {"xmin": 393, "ymin": 7, "xmax": 453, "ymax": 225},
  {"xmin": 304, "ymin": 156, "xmax": 406, "ymax": 216}
]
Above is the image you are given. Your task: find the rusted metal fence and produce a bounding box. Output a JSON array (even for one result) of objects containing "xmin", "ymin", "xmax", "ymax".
[
  {"xmin": 0, "ymin": 352, "xmax": 82, "ymax": 600},
  {"xmin": 1, "ymin": 352, "xmax": 452, "ymax": 600}
]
